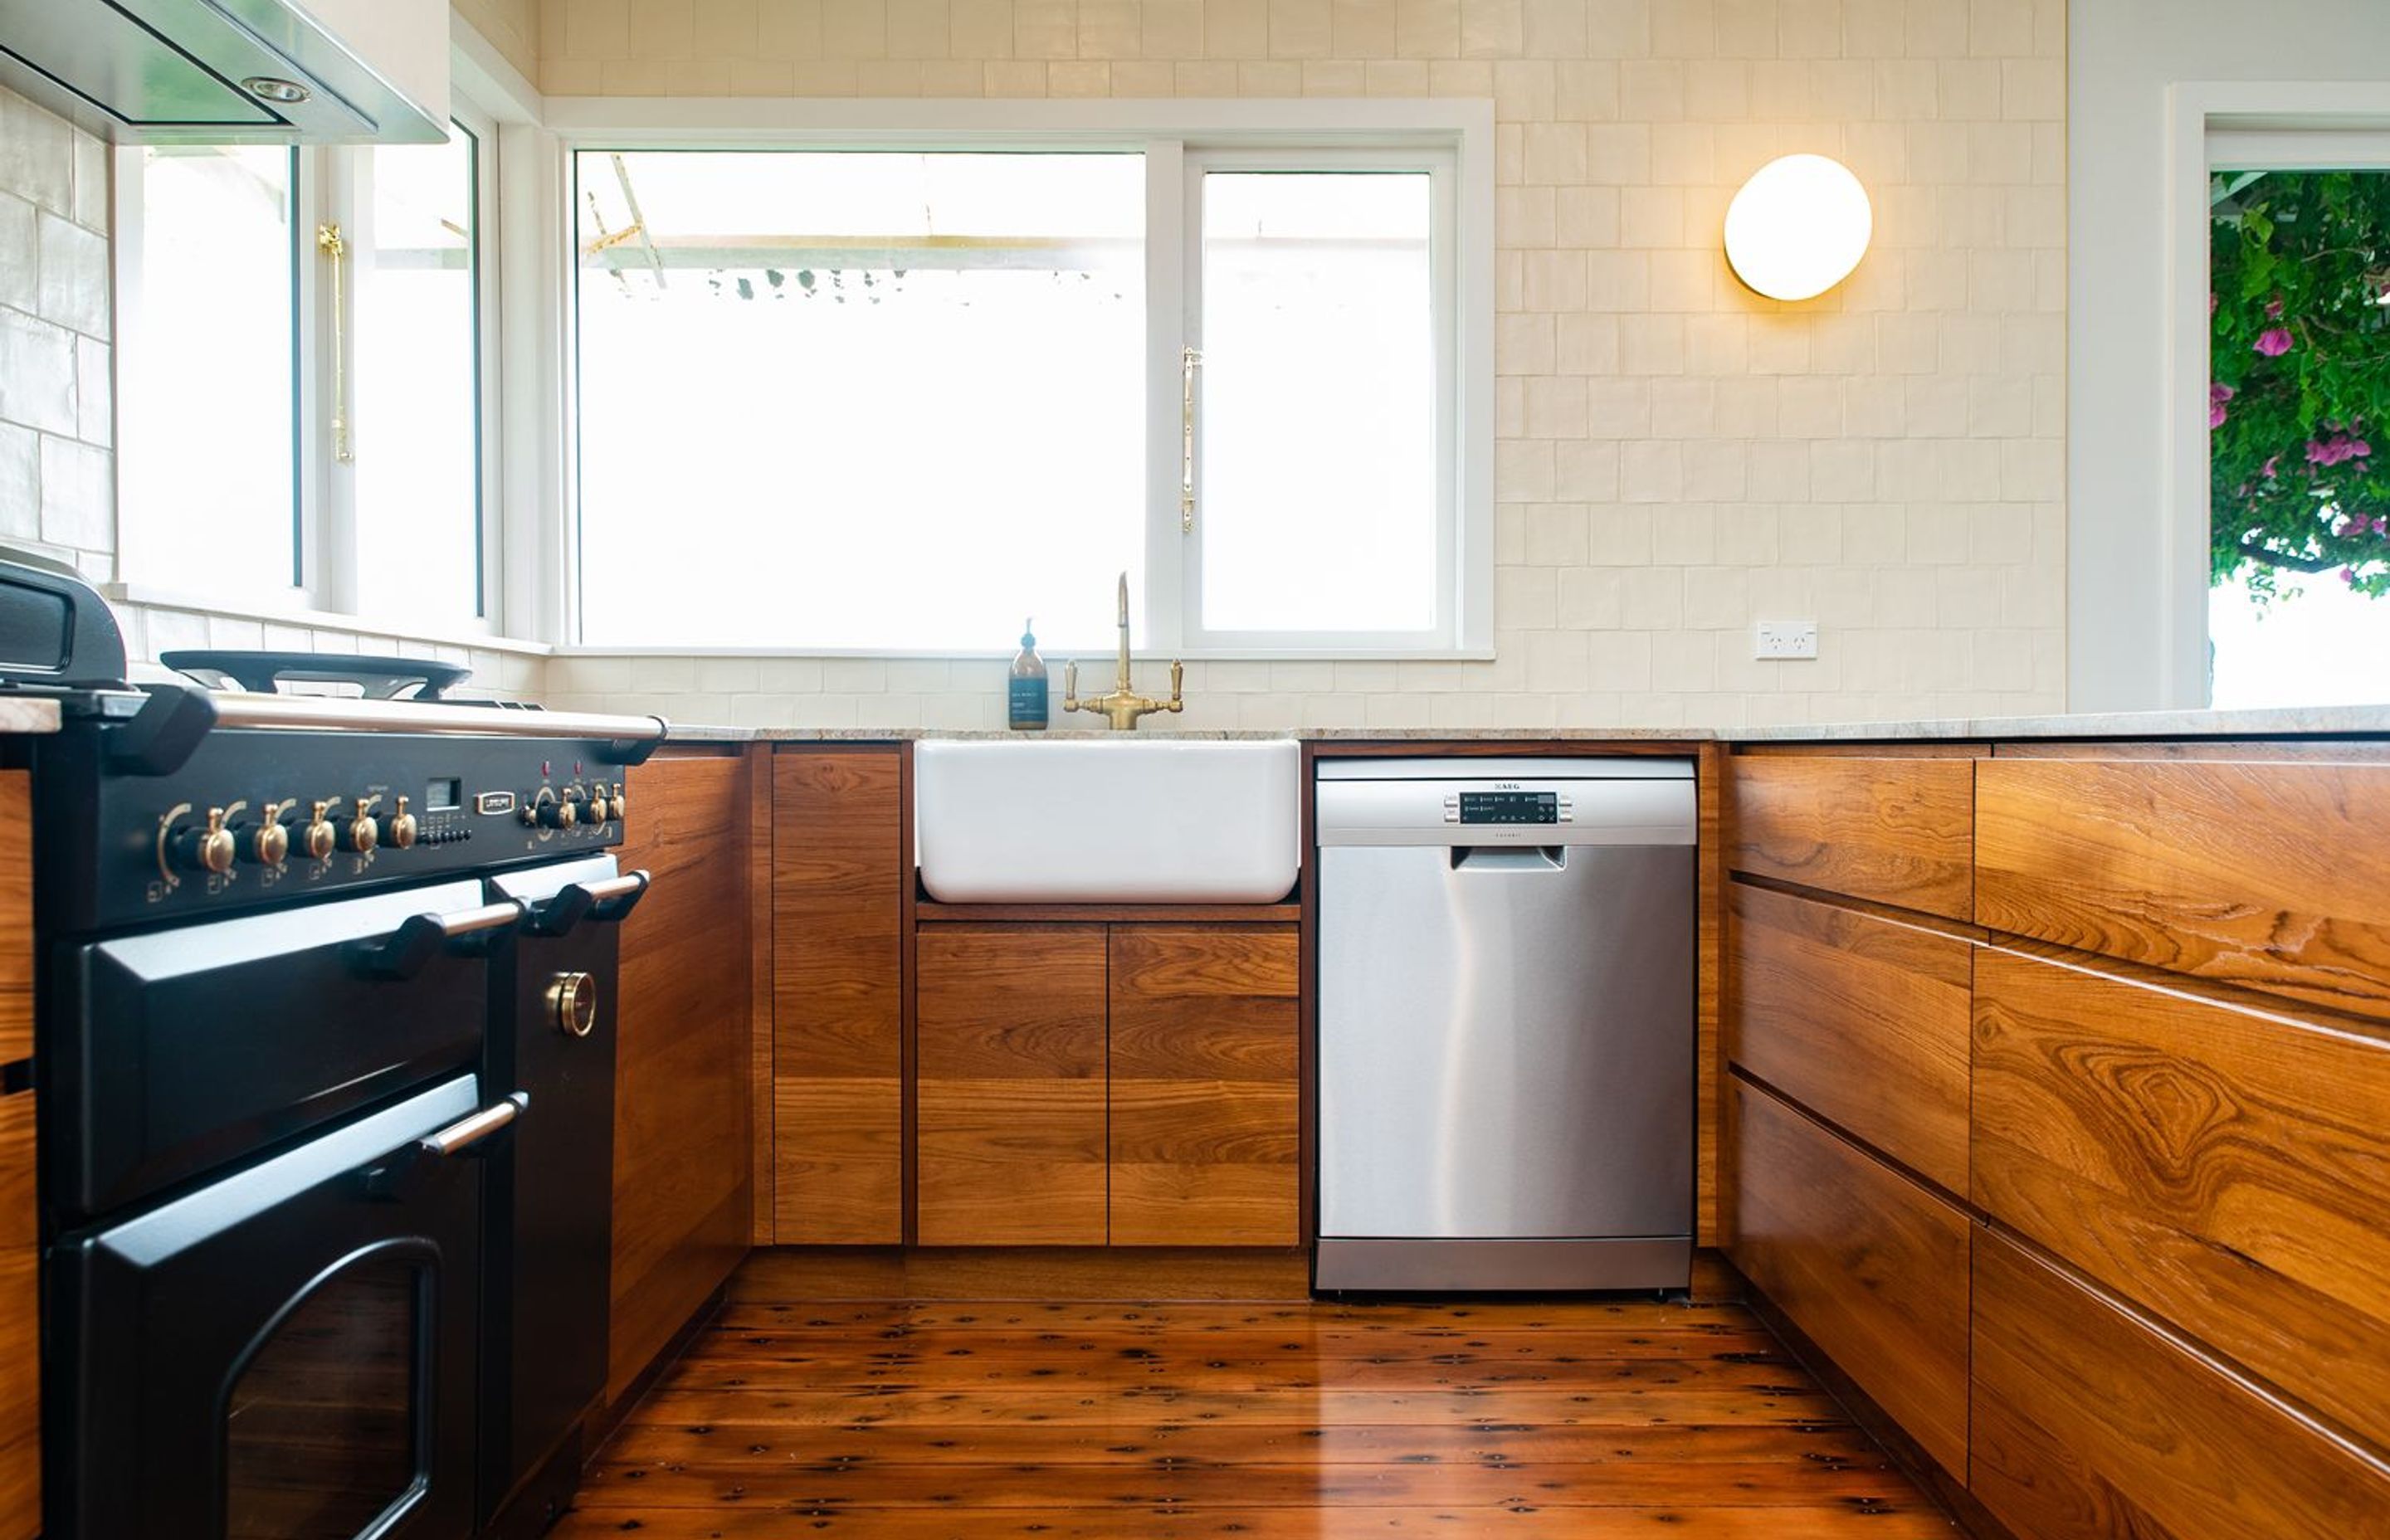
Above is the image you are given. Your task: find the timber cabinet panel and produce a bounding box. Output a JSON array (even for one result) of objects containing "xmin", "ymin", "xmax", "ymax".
[
  {"xmin": 610, "ymin": 751, "xmax": 757, "ymax": 1406},
  {"xmin": 1728, "ymin": 752, "xmax": 1978, "ymax": 921},
  {"xmin": 771, "ymin": 749, "xmax": 905, "ymax": 1244},
  {"xmin": 1973, "ymin": 945, "xmax": 2390, "ymax": 1452},
  {"xmin": 0, "ymin": 772, "xmax": 26, "ymax": 1066},
  {"xmin": 915, "ymin": 926, "xmax": 1110, "ymax": 1245},
  {"xmin": 0, "ymin": 1090, "xmax": 32, "ymax": 1540},
  {"xmin": 1109, "ymin": 924, "xmax": 1301, "ymax": 1247},
  {"xmin": 1975, "ymin": 755, "xmax": 2390, "ymax": 1024},
  {"xmin": 1727, "ymin": 883, "xmax": 1973, "ymax": 1193},
  {"xmin": 1971, "ymin": 1229, "xmax": 2390, "ymax": 1540},
  {"xmin": 1729, "ymin": 1078, "xmax": 1971, "ymax": 1478}
]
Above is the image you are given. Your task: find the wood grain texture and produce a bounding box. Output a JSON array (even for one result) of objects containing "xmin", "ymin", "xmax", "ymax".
[
  {"xmin": 746, "ymin": 746, "xmax": 775, "ymax": 1245},
  {"xmin": 1971, "ymin": 1228, "xmax": 2390, "ymax": 1540},
  {"xmin": 610, "ymin": 751, "xmax": 757, "ymax": 1406},
  {"xmin": 1110, "ymin": 925, "xmax": 1300, "ymax": 1246},
  {"xmin": 1976, "ymin": 755, "xmax": 2390, "ymax": 1023},
  {"xmin": 0, "ymin": 1091, "xmax": 33, "ymax": 1540},
  {"xmin": 729, "ymin": 1247, "xmax": 1313, "ymax": 1302},
  {"xmin": 1727, "ymin": 1077, "xmax": 1971, "ymax": 1477},
  {"xmin": 915, "ymin": 926, "xmax": 1110, "ymax": 1245},
  {"xmin": 0, "ymin": 772, "xmax": 27, "ymax": 1067},
  {"xmin": 772, "ymin": 749, "xmax": 906, "ymax": 1244},
  {"xmin": 1728, "ymin": 751, "xmax": 1979, "ymax": 921},
  {"xmin": 1973, "ymin": 944, "xmax": 2390, "ymax": 1452},
  {"xmin": 1728, "ymin": 881, "xmax": 1973, "ymax": 1194},
  {"xmin": 1696, "ymin": 743, "xmax": 1724, "ymax": 1248},
  {"xmin": 567, "ymin": 1288, "xmax": 1951, "ymax": 1539}
]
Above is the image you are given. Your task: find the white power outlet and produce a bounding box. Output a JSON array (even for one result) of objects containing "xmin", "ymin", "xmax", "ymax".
[{"xmin": 1754, "ymin": 621, "xmax": 1819, "ymax": 660}]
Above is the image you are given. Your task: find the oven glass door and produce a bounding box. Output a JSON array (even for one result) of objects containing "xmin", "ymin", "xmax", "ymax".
[{"xmin": 50, "ymin": 1077, "xmax": 490, "ymax": 1540}]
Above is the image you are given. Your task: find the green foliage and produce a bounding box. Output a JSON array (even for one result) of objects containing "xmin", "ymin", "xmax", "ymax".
[{"xmin": 2210, "ymin": 168, "xmax": 2390, "ymax": 600}]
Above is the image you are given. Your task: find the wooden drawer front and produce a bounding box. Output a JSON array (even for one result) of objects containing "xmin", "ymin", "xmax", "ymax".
[
  {"xmin": 1729, "ymin": 753, "xmax": 1977, "ymax": 920},
  {"xmin": 772, "ymin": 750, "xmax": 905, "ymax": 1245},
  {"xmin": 917, "ymin": 927, "xmax": 1110, "ymax": 1246},
  {"xmin": 1973, "ymin": 946, "xmax": 2390, "ymax": 1450},
  {"xmin": 1729, "ymin": 1079, "xmax": 1971, "ymax": 1476},
  {"xmin": 1109, "ymin": 925, "xmax": 1300, "ymax": 1247},
  {"xmin": 1976, "ymin": 757, "xmax": 2390, "ymax": 1023},
  {"xmin": 1972, "ymin": 1230, "xmax": 2390, "ymax": 1540},
  {"xmin": 1728, "ymin": 883, "xmax": 1972, "ymax": 1192},
  {"xmin": 0, "ymin": 771, "xmax": 27, "ymax": 1066},
  {"xmin": 0, "ymin": 1092, "xmax": 33, "ymax": 1540}
]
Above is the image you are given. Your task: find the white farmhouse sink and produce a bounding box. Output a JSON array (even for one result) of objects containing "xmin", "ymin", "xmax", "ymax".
[{"xmin": 915, "ymin": 739, "xmax": 1302, "ymax": 904}]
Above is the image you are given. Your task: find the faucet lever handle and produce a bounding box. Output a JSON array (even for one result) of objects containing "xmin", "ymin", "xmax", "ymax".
[
  {"xmin": 1062, "ymin": 659, "xmax": 1080, "ymax": 711},
  {"xmin": 1168, "ymin": 660, "xmax": 1184, "ymax": 710}
]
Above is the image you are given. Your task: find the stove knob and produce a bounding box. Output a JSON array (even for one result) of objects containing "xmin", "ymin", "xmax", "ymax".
[
  {"xmin": 547, "ymin": 971, "xmax": 598, "ymax": 1038},
  {"xmin": 294, "ymin": 800, "xmax": 339, "ymax": 862},
  {"xmin": 243, "ymin": 809, "xmax": 291, "ymax": 869},
  {"xmin": 170, "ymin": 807, "xmax": 237, "ymax": 876},
  {"xmin": 586, "ymin": 784, "xmax": 612, "ymax": 823},
  {"xmin": 539, "ymin": 794, "xmax": 577, "ymax": 831},
  {"xmin": 609, "ymin": 782, "xmax": 627, "ymax": 818},
  {"xmin": 341, "ymin": 799, "xmax": 380, "ymax": 855},
  {"xmin": 383, "ymin": 795, "xmax": 419, "ymax": 850}
]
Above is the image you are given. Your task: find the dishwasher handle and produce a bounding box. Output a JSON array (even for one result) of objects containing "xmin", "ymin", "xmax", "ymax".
[{"xmin": 1451, "ymin": 846, "xmax": 1568, "ymax": 871}]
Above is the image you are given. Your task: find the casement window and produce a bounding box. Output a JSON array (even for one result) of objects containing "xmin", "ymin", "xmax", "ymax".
[
  {"xmin": 115, "ymin": 105, "xmax": 501, "ymax": 630},
  {"xmin": 567, "ymin": 117, "xmax": 1488, "ymax": 658}
]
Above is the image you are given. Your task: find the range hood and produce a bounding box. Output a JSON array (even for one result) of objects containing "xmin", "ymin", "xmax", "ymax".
[{"xmin": 0, "ymin": 0, "xmax": 447, "ymax": 144}]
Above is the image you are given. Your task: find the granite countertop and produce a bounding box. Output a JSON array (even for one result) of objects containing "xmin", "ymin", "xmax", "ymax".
[
  {"xmin": 0, "ymin": 698, "xmax": 63, "ymax": 736},
  {"xmin": 666, "ymin": 703, "xmax": 2390, "ymax": 746}
]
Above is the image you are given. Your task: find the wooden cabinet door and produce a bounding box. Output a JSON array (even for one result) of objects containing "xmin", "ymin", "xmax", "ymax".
[
  {"xmin": 1109, "ymin": 925, "xmax": 1300, "ymax": 1247},
  {"xmin": 611, "ymin": 750, "xmax": 756, "ymax": 1406},
  {"xmin": 1973, "ymin": 1229, "xmax": 2390, "ymax": 1540},
  {"xmin": 0, "ymin": 1089, "xmax": 33, "ymax": 1540},
  {"xmin": 1729, "ymin": 749, "xmax": 1980, "ymax": 921},
  {"xmin": 916, "ymin": 926, "xmax": 1110, "ymax": 1245},
  {"xmin": 1729, "ymin": 1078, "xmax": 1971, "ymax": 1477},
  {"xmin": 772, "ymin": 749, "xmax": 905, "ymax": 1244}
]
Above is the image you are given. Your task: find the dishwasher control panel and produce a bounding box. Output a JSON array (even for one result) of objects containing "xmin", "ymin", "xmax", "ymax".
[{"xmin": 1447, "ymin": 790, "xmax": 1571, "ymax": 824}]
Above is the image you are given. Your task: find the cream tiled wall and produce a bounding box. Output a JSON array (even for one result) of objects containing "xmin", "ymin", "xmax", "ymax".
[
  {"xmin": 534, "ymin": 0, "xmax": 2068, "ymax": 732},
  {"xmin": 0, "ymin": 85, "xmax": 114, "ymax": 587}
]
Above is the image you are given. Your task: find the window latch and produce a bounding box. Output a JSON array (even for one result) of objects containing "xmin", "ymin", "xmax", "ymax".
[{"xmin": 1180, "ymin": 345, "xmax": 1201, "ymax": 534}]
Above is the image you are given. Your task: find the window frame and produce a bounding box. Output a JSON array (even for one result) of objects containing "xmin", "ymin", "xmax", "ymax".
[
  {"xmin": 546, "ymin": 99, "xmax": 1494, "ymax": 660},
  {"xmin": 110, "ymin": 95, "xmax": 507, "ymax": 634}
]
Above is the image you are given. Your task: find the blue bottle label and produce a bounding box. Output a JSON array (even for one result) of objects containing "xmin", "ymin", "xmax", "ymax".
[{"xmin": 1008, "ymin": 675, "xmax": 1049, "ymax": 730}]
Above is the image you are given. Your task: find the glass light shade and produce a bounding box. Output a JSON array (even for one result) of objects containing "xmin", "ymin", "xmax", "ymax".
[{"xmin": 1723, "ymin": 154, "xmax": 1873, "ymax": 301}]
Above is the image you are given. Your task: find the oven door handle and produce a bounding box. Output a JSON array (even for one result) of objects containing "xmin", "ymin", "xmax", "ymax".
[
  {"xmin": 351, "ymin": 898, "xmax": 527, "ymax": 979},
  {"xmin": 524, "ymin": 870, "xmax": 651, "ymax": 938},
  {"xmin": 363, "ymin": 1092, "xmax": 529, "ymax": 1201}
]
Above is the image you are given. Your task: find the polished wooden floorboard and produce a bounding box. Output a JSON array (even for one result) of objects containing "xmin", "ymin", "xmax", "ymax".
[{"xmin": 565, "ymin": 1296, "xmax": 1954, "ymax": 1538}]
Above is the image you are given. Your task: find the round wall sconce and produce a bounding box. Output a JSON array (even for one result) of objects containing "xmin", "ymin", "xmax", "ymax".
[{"xmin": 1723, "ymin": 154, "xmax": 1873, "ymax": 301}]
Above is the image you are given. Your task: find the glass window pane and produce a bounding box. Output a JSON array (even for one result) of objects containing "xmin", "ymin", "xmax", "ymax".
[
  {"xmin": 355, "ymin": 124, "xmax": 484, "ymax": 622},
  {"xmin": 1198, "ymin": 172, "xmax": 1437, "ymax": 635},
  {"xmin": 2207, "ymin": 165, "xmax": 2390, "ymax": 707},
  {"xmin": 573, "ymin": 151, "xmax": 1145, "ymax": 651},
  {"xmin": 124, "ymin": 146, "xmax": 298, "ymax": 594},
  {"xmin": 223, "ymin": 1254, "xmax": 422, "ymax": 1540}
]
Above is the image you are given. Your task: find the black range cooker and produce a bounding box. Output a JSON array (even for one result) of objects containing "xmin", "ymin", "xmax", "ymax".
[{"xmin": 1, "ymin": 559, "xmax": 666, "ymax": 1540}]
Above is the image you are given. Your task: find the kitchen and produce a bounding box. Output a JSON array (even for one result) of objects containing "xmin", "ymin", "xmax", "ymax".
[{"xmin": 0, "ymin": 0, "xmax": 2384, "ymax": 1537}]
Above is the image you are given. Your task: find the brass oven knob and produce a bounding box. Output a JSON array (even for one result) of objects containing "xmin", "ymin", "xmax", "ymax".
[
  {"xmin": 341, "ymin": 798, "xmax": 379, "ymax": 854},
  {"xmin": 586, "ymin": 784, "xmax": 611, "ymax": 823},
  {"xmin": 383, "ymin": 795, "xmax": 418, "ymax": 850},
  {"xmin": 547, "ymin": 972, "xmax": 598, "ymax": 1038},
  {"xmin": 609, "ymin": 782, "xmax": 627, "ymax": 818},
  {"xmin": 246, "ymin": 810, "xmax": 290, "ymax": 869},
  {"xmin": 173, "ymin": 807, "xmax": 237, "ymax": 875},
  {"xmin": 297, "ymin": 800, "xmax": 338, "ymax": 862}
]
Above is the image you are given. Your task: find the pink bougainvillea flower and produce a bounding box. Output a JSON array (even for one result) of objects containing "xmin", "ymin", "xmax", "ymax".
[
  {"xmin": 2342, "ymin": 567, "xmax": 2358, "ymax": 584},
  {"xmin": 2266, "ymin": 298, "xmax": 2285, "ymax": 320},
  {"xmin": 2261, "ymin": 455, "xmax": 2280, "ymax": 478},
  {"xmin": 2255, "ymin": 328, "xmax": 2295, "ymax": 356},
  {"xmin": 2209, "ymin": 381, "xmax": 2235, "ymax": 428}
]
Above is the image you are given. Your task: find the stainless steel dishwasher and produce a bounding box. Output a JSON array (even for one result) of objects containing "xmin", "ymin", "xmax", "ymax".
[{"xmin": 1314, "ymin": 757, "xmax": 1696, "ymax": 1292}]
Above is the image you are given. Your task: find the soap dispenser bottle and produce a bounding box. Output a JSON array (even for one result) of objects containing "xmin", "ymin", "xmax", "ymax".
[{"xmin": 1008, "ymin": 619, "xmax": 1049, "ymax": 730}]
